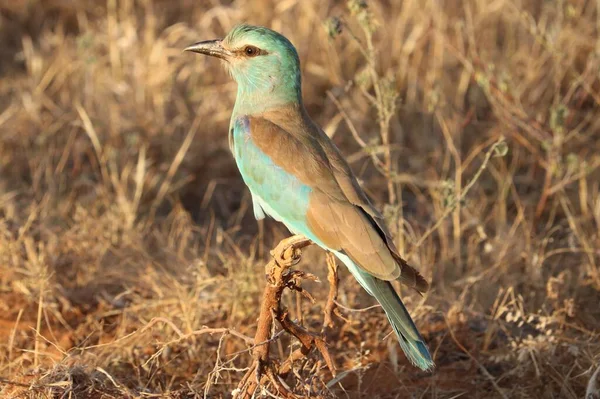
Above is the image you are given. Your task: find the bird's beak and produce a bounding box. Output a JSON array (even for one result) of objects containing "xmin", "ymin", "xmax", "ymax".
[{"xmin": 184, "ymin": 39, "xmax": 230, "ymax": 60}]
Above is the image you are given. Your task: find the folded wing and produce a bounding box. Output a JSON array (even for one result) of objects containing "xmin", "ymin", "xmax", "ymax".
[{"xmin": 244, "ymin": 110, "xmax": 428, "ymax": 293}]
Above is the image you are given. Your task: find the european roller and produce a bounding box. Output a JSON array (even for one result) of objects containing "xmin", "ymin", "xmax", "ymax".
[{"xmin": 185, "ymin": 24, "xmax": 434, "ymax": 371}]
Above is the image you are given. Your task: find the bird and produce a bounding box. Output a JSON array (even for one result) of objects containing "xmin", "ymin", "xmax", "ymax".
[{"xmin": 185, "ymin": 24, "xmax": 434, "ymax": 371}]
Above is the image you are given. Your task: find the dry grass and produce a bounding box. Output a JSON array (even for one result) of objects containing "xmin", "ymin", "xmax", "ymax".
[{"xmin": 1, "ymin": 0, "xmax": 599, "ymax": 397}]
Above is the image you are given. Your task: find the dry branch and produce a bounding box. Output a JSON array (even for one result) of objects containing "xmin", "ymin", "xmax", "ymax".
[{"xmin": 234, "ymin": 235, "xmax": 337, "ymax": 399}]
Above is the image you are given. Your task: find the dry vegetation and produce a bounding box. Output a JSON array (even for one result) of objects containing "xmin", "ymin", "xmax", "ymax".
[{"xmin": 1, "ymin": 0, "xmax": 599, "ymax": 397}]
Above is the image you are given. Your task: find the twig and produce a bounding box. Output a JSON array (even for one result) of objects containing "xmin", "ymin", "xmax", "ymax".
[
  {"xmin": 34, "ymin": 278, "xmax": 45, "ymax": 369},
  {"xmin": 8, "ymin": 309, "xmax": 23, "ymax": 377},
  {"xmin": 586, "ymin": 365, "xmax": 600, "ymax": 399},
  {"xmin": 277, "ymin": 309, "xmax": 336, "ymax": 377},
  {"xmin": 333, "ymin": 301, "xmax": 381, "ymax": 313},
  {"xmin": 142, "ymin": 317, "xmax": 255, "ymax": 345},
  {"xmin": 0, "ymin": 378, "xmax": 31, "ymax": 388},
  {"xmin": 411, "ymin": 136, "xmax": 506, "ymax": 251},
  {"xmin": 150, "ymin": 111, "xmax": 202, "ymax": 219},
  {"xmin": 326, "ymin": 91, "xmax": 387, "ymax": 174}
]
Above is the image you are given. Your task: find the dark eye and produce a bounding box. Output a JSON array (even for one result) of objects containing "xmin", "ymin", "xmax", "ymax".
[{"xmin": 244, "ymin": 46, "xmax": 259, "ymax": 56}]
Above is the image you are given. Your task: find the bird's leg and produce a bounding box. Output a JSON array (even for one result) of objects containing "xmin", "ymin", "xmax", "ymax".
[{"xmin": 323, "ymin": 252, "xmax": 339, "ymax": 330}]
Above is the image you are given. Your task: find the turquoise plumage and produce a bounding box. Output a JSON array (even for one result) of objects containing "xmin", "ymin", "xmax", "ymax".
[
  {"xmin": 185, "ymin": 24, "xmax": 434, "ymax": 371},
  {"xmin": 232, "ymin": 116, "xmax": 312, "ymax": 235}
]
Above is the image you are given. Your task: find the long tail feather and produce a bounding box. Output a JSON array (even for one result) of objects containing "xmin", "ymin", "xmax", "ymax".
[
  {"xmin": 335, "ymin": 252, "xmax": 434, "ymax": 371},
  {"xmin": 371, "ymin": 278, "xmax": 434, "ymax": 371}
]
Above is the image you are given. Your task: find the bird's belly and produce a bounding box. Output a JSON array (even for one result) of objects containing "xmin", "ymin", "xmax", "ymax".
[{"xmin": 251, "ymin": 191, "xmax": 300, "ymax": 234}]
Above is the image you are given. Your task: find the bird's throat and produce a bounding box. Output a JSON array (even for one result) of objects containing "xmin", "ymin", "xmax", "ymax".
[
  {"xmin": 233, "ymin": 84, "xmax": 301, "ymax": 116},
  {"xmin": 230, "ymin": 60, "xmax": 302, "ymax": 116}
]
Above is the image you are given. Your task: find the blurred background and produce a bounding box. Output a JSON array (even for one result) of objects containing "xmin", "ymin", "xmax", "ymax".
[{"xmin": 1, "ymin": 0, "xmax": 599, "ymax": 397}]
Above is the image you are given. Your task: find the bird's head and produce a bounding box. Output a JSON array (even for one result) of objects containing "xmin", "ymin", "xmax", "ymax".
[{"xmin": 185, "ymin": 24, "xmax": 302, "ymax": 110}]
